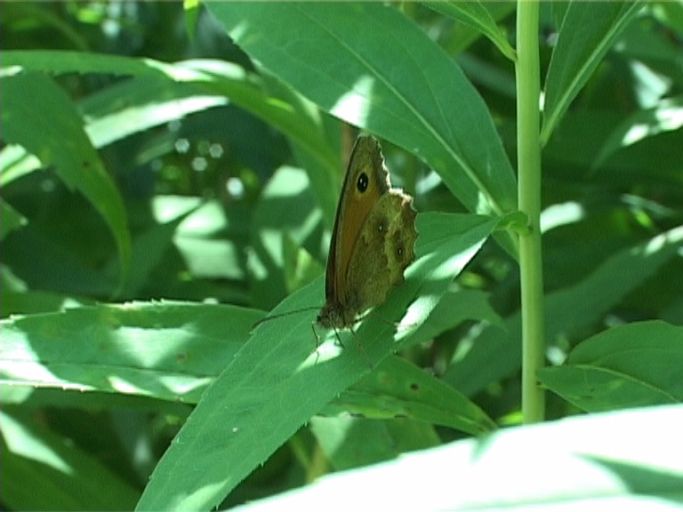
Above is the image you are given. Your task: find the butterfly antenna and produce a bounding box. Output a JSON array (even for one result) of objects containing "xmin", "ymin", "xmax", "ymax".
[{"xmin": 252, "ymin": 306, "xmax": 320, "ymax": 329}]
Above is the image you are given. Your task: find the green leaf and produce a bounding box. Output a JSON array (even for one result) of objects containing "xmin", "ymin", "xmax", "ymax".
[
  {"xmin": 134, "ymin": 212, "xmax": 498, "ymax": 511},
  {"xmin": 232, "ymin": 405, "xmax": 683, "ymax": 510},
  {"xmin": 260, "ymin": 73, "xmax": 341, "ymax": 229},
  {"xmin": 183, "ymin": 0, "xmax": 200, "ymax": 40},
  {"xmin": 207, "ymin": 2, "xmax": 517, "ymax": 217},
  {"xmin": 326, "ymin": 355, "xmax": 496, "ymax": 435},
  {"xmin": 399, "ymin": 287, "xmax": 503, "ymax": 350},
  {"xmin": 0, "ymin": 290, "xmax": 490, "ymax": 446},
  {"xmin": 248, "ymin": 166, "xmax": 323, "ymax": 309},
  {"xmin": 164, "ymin": 198, "xmax": 247, "ymax": 282},
  {"xmin": 445, "ymin": 225, "xmax": 683, "ymax": 397},
  {"xmin": 0, "ymin": 144, "xmax": 41, "ymax": 187},
  {"xmin": 104, "ymin": 201, "xmax": 201, "ymax": 298},
  {"xmin": 0, "ymin": 410, "xmax": 139, "ymax": 510},
  {"xmin": 551, "ymin": 1, "xmax": 571, "ymax": 30},
  {"xmin": 80, "ymin": 76, "xmax": 227, "ymax": 148},
  {"xmin": 425, "ymin": 1, "xmax": 516, "ymax": 61},
  {"xmin": 594, "ymin": 94, "xmax": 683, "ymax": 168},
  {"xmin": 542, "ymin": 0, "xmax": 645, "ymax": 145},
  {"xmin": 0, "ymin": 289, "xmax": 491, "ymax": 437},
  {"xmin": 539, "ymin": 321, "xmax": 683, "ymax": 412},
  {"xmin": 0, "ymin": 302, "xmax": 263, "ymax": 404},
  {"xmin": 615, "ymin": 18, "xmax": 683, "ymax": 88},
  {"xmin": 1, "ymin": 228, "xmax": 115, "ymax": 297},
  {"xmin": 440, "ymin": 2, "xmax": 516, "ymax": 56},
  {"xmin": 0, "ymin": 291, "xmax": 90, "ymax": 317},
  {"xmin": 0, "ymin": 199, "xmax": 27, "ymax": 240},
  {"xmin": 0, "ymin": 73, "xmax": 131, "ymax": 286},
  {"xmin": 652, "ymin": 1, "xmax": 683, "ymax": 34},
  {"xmin": 310, "ymin": 416, "xmax": 439, "ymax": 471},
  {"xmin": 0, "ymin": 49, "xmax": 189, "ymax": 78}
]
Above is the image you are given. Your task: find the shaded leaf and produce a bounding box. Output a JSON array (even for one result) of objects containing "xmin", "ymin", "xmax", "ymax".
[
  {"xmin": 326, "ymin": 355, "xmax": 496, "ymax": 435},
  {"xmin": 0, "ymin": 73, "xmax": 131, "ymax": 285},
  {"xmin": 594, "ymin": 95, "xmax": 683, "ymax": 168},
  {"xmin": 539, "ymin": 321, "xmax": 683, "ymax": 412},
  {"xmin": 0, "ymin": 410, "xmax": 139, "ymax": 510},
  {"xmin": 425, "ymin": 1, "xmax": 516, "ymax": 61},
  {"xmin": 542, "ymin": 1, "xmax": 645, "ymax": 144},
  {"xmin": 0, "ymin": 199, "xmax": 27, "ymax": 240},
  {"xmin": 310, "ymin": 416, "xmax": 439, "ymax": 472}
]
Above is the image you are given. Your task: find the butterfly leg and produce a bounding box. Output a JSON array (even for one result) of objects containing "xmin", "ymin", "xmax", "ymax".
[
  {"xmin": 333, "ymin": 328, "xmax": 346, "ymax": 349},
  {"xmin": 311, "ymin": 322, "xmax": 322, "ymax": 347}
]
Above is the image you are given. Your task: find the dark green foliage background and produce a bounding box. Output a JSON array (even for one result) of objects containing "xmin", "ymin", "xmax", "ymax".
[{"xmin": 1, "ymin": 2, "xmax": 682, "ymax": 510}]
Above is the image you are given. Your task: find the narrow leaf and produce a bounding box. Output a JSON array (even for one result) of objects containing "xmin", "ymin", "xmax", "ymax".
[
  {"xmin": 425, "ymin": 1, "xmax": 516, "ymax": 61},
  {"xmin": 0, "ymin": 199, "xmax": 27, "ymax": 240},
  {"xmin": 0, "ymin": 73, "xmax": 131, "ymax": 285},
  {"xmin": 542, "ymin": 1, "xmax": 644, "ymax": 144}
]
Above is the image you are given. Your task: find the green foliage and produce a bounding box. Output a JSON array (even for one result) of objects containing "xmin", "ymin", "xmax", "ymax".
[
  {"xmin": 1, "ymin": 1, "xmax": 682, "ymax": 511},
  {"xmin": 542, "ymin": 0, "xmax": 646, "ymax": 143},
  {"xmin": 424, "ymin": 0, "xmax": 516, "ymax": 61},
  {"xmin": 539, "ymin": 321, "xmax": 683, "ymax": 411},
  {"xmin": 1, "ymin": 72, "xmax": 131, "ymax": 285}
]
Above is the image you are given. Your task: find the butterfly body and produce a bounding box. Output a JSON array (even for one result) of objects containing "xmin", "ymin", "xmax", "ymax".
[{"xmin": 317, "ymin": 136, "xmax": 417, "ymax": 330}]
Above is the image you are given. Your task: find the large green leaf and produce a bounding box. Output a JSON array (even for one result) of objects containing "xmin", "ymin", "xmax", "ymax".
[
  {"xmin": 542, "ymin": 0, "xmax": 645, "ymax": 144},
  {"xmin": 135, "ymin": 213, "xmax": 498, "ymax": 511},
  {"xmin": 0, "ymin": 296, "xmax": 492, "ymax": 435},
  {"xmin": 207, "ymin": 2, "xmax": 517, "ymax": 217},
  {"xmin": 0, "ymin": 302, "xmax": 261, "ymax": 404},
  {"xmin": 539, "ymin": 321, "xmax": 683, "ymax": 412},
  {"xmin": 231, "ymin": 405, "xmax": 683, "ymax": 511},
  {"xmin": 0, "ymin": 73, "xmax": 131, "ymax": 284}
]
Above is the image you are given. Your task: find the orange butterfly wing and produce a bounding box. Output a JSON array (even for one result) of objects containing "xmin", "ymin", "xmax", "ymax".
[
  {"xmin": 325, "ymin": 136, "xmax": 389, "ymax": 309},
  {"xmin": 319, "ymin": 136, "xmax": 417, "ymax": 329}
]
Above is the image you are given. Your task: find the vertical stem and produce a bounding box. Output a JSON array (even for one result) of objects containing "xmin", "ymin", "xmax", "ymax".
[{"xmin": 516, "ymin": 0, "xmax": 545, "ymax": 423}]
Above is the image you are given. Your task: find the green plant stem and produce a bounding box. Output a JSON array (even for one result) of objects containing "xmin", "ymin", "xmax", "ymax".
[{"xmin": 516, "ymin": 0, "xmax": 545, "ymax": 423}]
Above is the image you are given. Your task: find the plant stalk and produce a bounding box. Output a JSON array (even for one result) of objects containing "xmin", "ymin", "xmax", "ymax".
[{"xmin": 516, "ymin": 0, "xmax": 545, "ymax": 423}]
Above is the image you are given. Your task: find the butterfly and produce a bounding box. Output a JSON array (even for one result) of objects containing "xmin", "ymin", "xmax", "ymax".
[{"xmin": 317, "ymin": 135, "xmax": 417, "ymax": 330}]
